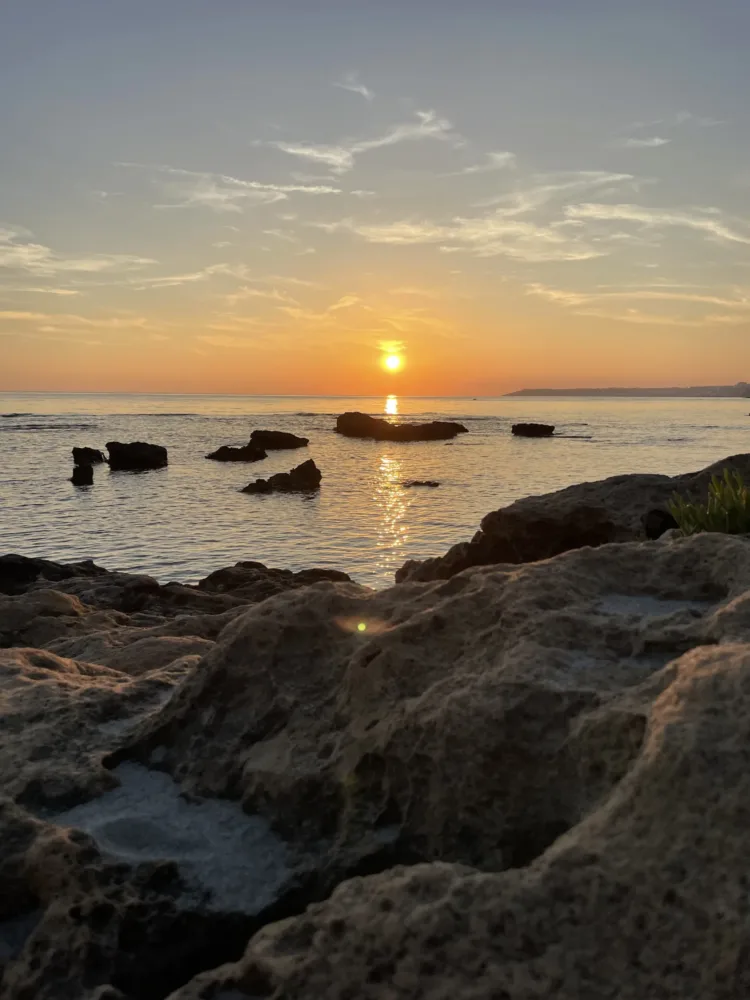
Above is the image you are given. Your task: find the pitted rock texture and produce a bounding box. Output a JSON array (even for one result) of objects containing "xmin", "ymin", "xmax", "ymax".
[{"xmin": 397, "ymin": 452, "xmax": 750, "ymax": 582}]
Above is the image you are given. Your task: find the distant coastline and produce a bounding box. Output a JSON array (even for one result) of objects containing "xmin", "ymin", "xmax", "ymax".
[{"xmin": 506, "ymin": 382, "xmax": 750, "ymax": 399}]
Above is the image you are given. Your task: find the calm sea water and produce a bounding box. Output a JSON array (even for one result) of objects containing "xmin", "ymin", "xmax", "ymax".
[{"xmin": 1, "ymin": 392, "xmax": 748, "ymax": 588}]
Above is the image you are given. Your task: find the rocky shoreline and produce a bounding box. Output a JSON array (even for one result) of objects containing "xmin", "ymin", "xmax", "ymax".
[{"xmin": 2, "ymin": 455, "xmax": 750, "ymax": 998}]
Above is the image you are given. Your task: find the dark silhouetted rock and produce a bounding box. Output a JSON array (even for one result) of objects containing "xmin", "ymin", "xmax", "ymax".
[
  {"xmin": 0, "ymin": 555, "xmax": 107, "ymax": 597},
  {"xmin": 512, "ymin": 422, "xmax": 555, "ymax": 437},
  {"xmin": 106, "ymin": 441, "xmax": 168, "ymax": 470},
  {"xmin": 249, "ymin": 429, "xmax": 309, "ymax": 449},
  {"xmin": 241, "ymin": 459, "xmax": 321, "ymax": 495},
  {"xmin": 205, "ymin": 443, "xmax": 267, "ymax": 463},
  {"xmin": 642, "ymin": 508, "xmax": 679, "ymax": 540},
  {"xmin": 197, "ymin": 561, "xmax": 351, "ymax": 601},
  {"xmin": 402, "ymin": 480, "xmax": 440, "ymax": 488},
  {"xmin": 72, "ymin": 447, "xmax": 105, "ymax": 465},
  {"xmin": 70, "ymin": 465, "xmax": 93, "ymax": 486},
  {"xmin": 397, "ymin": 452, "xmax": 750, "ymax": 583},
  {"xmin": 335, "ymin": 411, "xmax": 467, "ymax": 442}
]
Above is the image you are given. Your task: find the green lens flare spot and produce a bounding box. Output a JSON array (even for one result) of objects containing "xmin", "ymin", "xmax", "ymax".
[{"xmin": 357, "ymin": 622, "xmax": 367, "ymax": 632}]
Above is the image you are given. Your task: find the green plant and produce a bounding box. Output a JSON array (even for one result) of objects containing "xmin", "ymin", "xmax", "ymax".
[{"xmin": 668, "ymin": 469, "xmax": 750, "ymax": 536}]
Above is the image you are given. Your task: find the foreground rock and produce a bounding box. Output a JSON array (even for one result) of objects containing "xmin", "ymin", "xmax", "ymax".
[
  {"xmin": 250, "ymin": 429, "xmax": 309, "ymax": 449},
  {"xmin": 398, "ymin": 452, "xmax": 750, "ymax": 583},
  {"xmin": 241, "ymin": 459, "xmax": 322, "ymax": 494},
  {"xmin": 106, "ymin": 441, "xmax": 168, "ymax": 471},
  {"xmin": 205, "ymin": 443, "xmax": 267, "ymax": 463},
  {"xmin": 70, "ymin": 464, "xmax": 93, "ymax": 486},
  {"xmin": 512, "ymin": 421, "xmax": 554, "ymax": 437},
  {"xmin": 3, "ymin": 533, "xmax": 750, "ymax": 996},
  {"xmin": 336, "ymin": 411, "xmax": 468, "ymax": 442},
  {"xmin": 72, "ymin": 447, "xmax": 105, "ymax": 465}
]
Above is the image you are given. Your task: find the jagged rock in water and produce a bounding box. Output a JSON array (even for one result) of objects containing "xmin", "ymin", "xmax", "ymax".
[
  {"xmin": 397, "ymin": 452, "xmax": 750, "ymax": 583},
  {"xmin": 72, "ymin": 447, "xmax": 106, "ymax": 465},
  {"xmin": 402, "ymin": 480, "xmax": 440, "ymax": 488},
  {"xmin": 106, "ymin": 441, "xmax": 168, "ymax": 471},
  {"xmin": 241, "ymin": 459, "xmax": 322, "ymax": 494},
  {"xmin": 249, "ymin": 430, "xmax": 309, "ymax": 450},
  {"xmin": 335, "ymin": 412, "xmax": 468, "ymax": 442},
  {"xmin": 70, "ymin": 464, "xmax": 93, "ymax": 486},
  {"xmin": 205, "ymin": 443, "xmax": 267, "ymax": 463},
  {"xmin": 512, "ymin": 422, "xmax": 555, "ymax": 437}
]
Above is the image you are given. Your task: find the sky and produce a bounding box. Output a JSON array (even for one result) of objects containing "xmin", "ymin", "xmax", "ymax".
[{"xmin": 1, "ymin": 0, "xmax": 749, "ymax": 395}]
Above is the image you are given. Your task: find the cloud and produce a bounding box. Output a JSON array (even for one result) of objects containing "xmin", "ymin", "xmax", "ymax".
[
  {"xmin": 565, "ymin": 203, "xmax": 750, "ymax": 245},
  {"xmin": 448, "ymin": 151, "xmax": 516, "ymax": 175},
  {"xmin": 225, "ymin": 286, "xmax": 299, "ymax": 307},
  {"xmin": 333, "ymin": 73, "xmax": 374, "ymax": 102},
  {"xmin": 263, "ymin": 110, "xmax": 461, "ymax": 174},
  {"xmin": 614, "ymin": 137, "xmax": 670, "ymax": 149},
  {"xmin": 476, "ymin": 171, "xmax": 639, "ymax": 214},
  {"xmin": 0, "ymin": 285, "xmax": 81, "ymax": 296},
  {"xmin": 118, "ymin": 163, "xmax": 342, "ymax": 213},
  {"xmin": 0, "ymin": 226, "xmax": 155, "ymax": 277},
  {"xmin": 129, "ymin": 263, "xmax": 251, "ymax": 290},
  {"xmin": 526, "ymin": 281, "xmax": 750, "ymax": 326},
  {"xmin": 624, "ymin": 111, "xmax": 726, "ymax": 131}
]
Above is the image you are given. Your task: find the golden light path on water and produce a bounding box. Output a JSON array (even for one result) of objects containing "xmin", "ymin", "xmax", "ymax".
[
  {"xmin": 385, "ymin": 394, "xmax": 398, "ymax": 416},
  {"xmin": 374, "ymin": 453, "xmax": 408, "ymax": 579}
]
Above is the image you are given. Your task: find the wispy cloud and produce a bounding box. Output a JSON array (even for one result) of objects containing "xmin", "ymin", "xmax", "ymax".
[
  {"xmin": 0, "ymin": 226, "xmax": 155, "ymax": 276},
  {"xmin": 614, "ymin": 136, "xmax": 670, "ymax": 149},
  {"xmin": 263, "ymin": 110, "xmax": 462, "ymax": 174},
  {"xmin": 118, "ymin": 163, "xmax": 342, "ymax": 213},
  {"xmin": 0, "ymin": 285, "xmax": 81, "ymax": 296},
  {"xmin": 448, "ymin": 151, "xmax": 516, "ymax": 175},
  {"xmin": 333, "ymin": 72, "xmax": 374, "ymax": 102},
  {"xmin": 565, "ymin": 203, "xmax": 750, "ymax": 245}
]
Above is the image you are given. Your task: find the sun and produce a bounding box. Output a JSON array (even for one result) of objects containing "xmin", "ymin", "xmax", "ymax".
[{"xmin": 383, "ymin": 354, "xmax": 402, "ymax": 372}]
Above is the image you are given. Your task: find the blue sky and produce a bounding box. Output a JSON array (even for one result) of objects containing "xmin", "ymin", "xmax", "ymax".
[{"xmin": 1, "ymin": 1, "xmax": 749, "ymax": 392}]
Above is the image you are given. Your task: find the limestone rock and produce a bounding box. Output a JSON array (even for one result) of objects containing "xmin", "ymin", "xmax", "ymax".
[
  {"xmin": 205, "ymin": 443, "xmax": 267, "ymax": 463},
  {"xmin": 250, "ymin": 430, "xmax": 309, "ymax": 450},
  {"xmin": 106, "ymin": 441, "xmax": 168, "ymax": 471},
  {"xmin": 512, "ymin": 421, "xmax": 555, "ymax": 437},
  {"xmin": 335, "ymin": 412, "xmax": 468, "ymax": 442},
  {"xmin": 397, "ymin": 452, "xmax": 750, "ymax": 583},
  {"xmin": 241, "ymin": 459, "xmax": 322, "ymax": 495},
  {"xmin": 72, "ymin": 447, "xmax": 106, "ymax": 465}
]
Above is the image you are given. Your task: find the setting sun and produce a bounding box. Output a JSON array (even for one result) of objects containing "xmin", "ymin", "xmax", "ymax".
[{"xmin": 384, "ymin": 354, "xmax": 402, "ymax": 372}]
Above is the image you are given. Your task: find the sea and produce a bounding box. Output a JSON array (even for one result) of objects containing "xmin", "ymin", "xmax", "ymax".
[{"xmin": 1, "ymin": 392, "xmax": 748, "ymax": 589}]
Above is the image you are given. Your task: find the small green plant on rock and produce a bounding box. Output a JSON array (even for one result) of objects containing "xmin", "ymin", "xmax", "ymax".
[{"xmin": 668, "ymin": 469, "xmax": 750, "ymax": 536}]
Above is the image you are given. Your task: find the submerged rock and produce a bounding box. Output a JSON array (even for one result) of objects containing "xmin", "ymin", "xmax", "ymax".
[
  {"xmin": 72, "ymin": 447, "xmax": 105, "ymax": 465},
  {"xmin": 335, "ymin": 411, "xmax": 468, "ymax": 442},
  {"xmin": 512, "ymin": 421, "xmax": 555, "ymax": 437},
  {"xmin": 70, "ymin": 464, "xmax": 93, "ymax": 486},
  {"xmin": 397, "ymin": 452, "xmax": 750, "ymax": 583},
  {"xmin": 241, "ymin": 459, "xmax": 322, "ymax": 494},
  {"xmin": 249, "ymin": 429, "xmax": 309, "ymax": 450},
  {"xmin": 106, "ymin": 441, "xmax": 168, "ymax": 471},
  {"xmin": 402, "ymin": 480, "xmax": 440, "ymax": 488},
  {"xmin": 205, "ymin": 443, "xmax": 267, "ymax": 463}
]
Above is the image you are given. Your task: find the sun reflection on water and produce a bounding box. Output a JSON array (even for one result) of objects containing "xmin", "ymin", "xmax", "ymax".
[
  {"xmin": 384, "ymin": 395, "xmax": 398, "ymax": 416},
  {"xmin": 374, "ymin": 453, "xmax": 408, "ymax": 577}
]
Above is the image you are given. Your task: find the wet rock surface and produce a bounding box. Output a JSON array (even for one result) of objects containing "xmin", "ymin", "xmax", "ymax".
[
  {"xmin": 70, "ymin": 464, "xmax": 94, "ymax": 486},
  {"xmin": 3, "ymin": 462, "xmax": 750, "ymax": 997},
  {"xmin": 241, "ymin": 459, "xmax": 322, "ymax": 494},
  {"xmin": 205, "ymin": 443, "xmax": 267, "ymax": 463},
  {"xmin": 249, "ymin": 430, "xmax": 309, "ymax": 450},
  {"xmin": 398, "ymin": 452, "xmax": 750, "ymax": 583},
  {"xmin": 106, "ymin": 442, "xmax": 168, "ymax": 471},
  {"xmin": 511, "ymin": 421, "xmax": 555, "ymax": 437},
  {"xmin": 335, "ymin": 412, "xmax": 468, "ymax": 442},
  {"xmin": 72, "ymin": 447, "xmax": 106, "ymax": 465}
]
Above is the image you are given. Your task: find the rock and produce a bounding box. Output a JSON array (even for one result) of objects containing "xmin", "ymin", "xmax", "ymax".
[
  {"xmin": 70, "ymin": 464, "xmax": 93, "ymax": 486},
  {"xmin": 402, "ymin": 480, "xmax": 440, "ymax": 488},
  {"xmin": 106, "ymin": 441, "xmax": 168, "ymax": 471},
  {"xmin": 249, "ymin": 430, "xmax": 309, "ymax": 450},
  {"xmin": 4, "ymin": 534, "xmax": 750, "ymax": 995},
  {"xmin": 197, "ymin": 561, "xmax": 352, "ymax": 602},
  {"xmin": 0, "ymin": 555, "xmax": 108, "ymax": 597},
  {"xmin": 397, "ymin": 452, "xmax": 750, "ymax": 583},
  {"xmin": 335, "ymin": 412, "xmax": 468, "ymax": 442},
  {"xmin": 241, "ymin": 459, "xmax": 322, "ymax": 495},
  {"xmin": 205, "ymin": 443, "xmax": 267, "ymax": 463},
  {"xmin": 511, "ymin": 422, "xmax": 555, "ymax": 437},
  {"xmin": 642, "ymin": 508, "xmax": 679, "ymax": 540},
  {"xmin": 72, "ymin": 447, "xmax": 106, "ymax": 465}
]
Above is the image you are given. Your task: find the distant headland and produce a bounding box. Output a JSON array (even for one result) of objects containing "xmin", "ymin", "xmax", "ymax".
[{"xmin": 506, "ymin": 382, "xmax": 750, "ymax": 398}]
